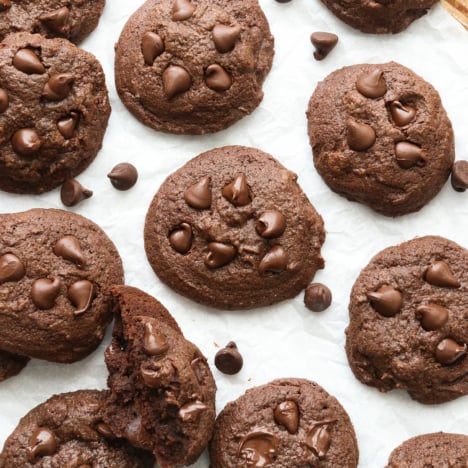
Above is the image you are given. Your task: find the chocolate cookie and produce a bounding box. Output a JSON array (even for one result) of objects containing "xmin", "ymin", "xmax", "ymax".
[
  {"xmin": 0, "ymin": 32, "xmax": 111, "ymax": 194},
  {"xmin": 320, "ymin": 0, "xmax": 438, "ymax": 34},
  {"xmin": 0, "ymin": 350, "xmax": 29, "ymax": 382},
  {"xmin": 307, "ymin": 62, "xmax": 455, "ymax": 217},
  {"xmin": 210, "ymin": 378, "xmax": 359, "ymax": 467},
  {"xmin": 0, "ymin": 390, "xmax": 154, "ymax": 467},
  {"xmin": 386, "ymin": 432, "xmax": 468, "ymax": 468},
  {"xmin": 0, "ymin": 0, "xmax": 105, "ymax": 44},
  {"xmin": 104, "ymin": 285, "xmax": 217, "ymax": 467},
  {"xmin": 346, "ymin": 236, "xmax": 468, "ymax": 404},
  {"xmin": 0, "ymin": 208, "xmax": 123, "ymax": 365},
  {"xmin": 114, "ymin": 0, "xmax": 274, "ymax": 134},
  {"xmin": 144, "ymin": 146, "xmax": 325, "ymax": 309}
]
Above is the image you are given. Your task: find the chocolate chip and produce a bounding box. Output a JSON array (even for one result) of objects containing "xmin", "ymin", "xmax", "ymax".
[
  {"xmin": 0, "ymin": 253, "xmax": 25, "ymax": 284},
  {"xmin": 304, "ymin": 283, "xmax": 332, "ymax": 312},
  {"xmin": 238, "ymin": 431, "xmax": 278, "ymax": 465},
  {"xmin": 212, "ymin": 24, "xmax": 241, "ymax": 53},
  {"xmin": 191, "ymin": 356, "xmax": 209, "ymax": 385},
  {"xmin": 107, "ymin": 162, "xmax": 138, "ymax": 190},
  {"xmin": 57, "ymin": 112, "xmax": 79, "ymax": 139},
  {"xmin": 205, "ymin": 242, "xmax": 236, "ymax": 268},
  {"xmin": 256, "ymin": 210, "xmax": 286, "ymax": 238},
  {"xmin": 39, "ymin": 7, "xmax": 70, "ymax": 35},
  {"xmin": 178, "ymin": 400, "xmax": 208, "ymax": 422},
  {"xmin": 163, "ymin": 65, "xmax": 192, "ymax": 99},
  {"xmin": 28, "ymin": 427, "xmax": 57, "ymax": 462},
  {"xmin": 306, "ymin": 425, "xmax": 331, "ymax": 459},
  {"xmin": 310, "ymin": 32, "xmax": 338, "ymax": 60},
  {"xmin": 346, "ymin": 120, "xmax": 376, "ymax": 151},
  {"xmin": 424, "ymin": 261, "xmax": 460, "ymax": 288},
  {"xmin": 395, "ymin": 141, "xmax": 426, "ymax": 169},
  {"xmin": 205, "ymin": 64, "xmax": 232, "ymax": 92},
  {"xmin": 96, "ymin": 422, "xmax": 115, "ymax": 439},
  {"xmin": 54, "ymin": 235, "xmax": 86, "ymax": 267},
  {"xmin": 124, "ymin": 416, "xmax": 147, "ymax": 447},
  {"xmin": 274, "ymin": 400, "xmax": 299, "ymax": 434},
  {"xmin": 367, "ymin": 285, "xmax": 402, "ymax": 317},
  {"xmin": 172, "ymin": 0, "xmax": 195, "ymax": 21},
  {"xmin": 43, "ymin": 73, "xmax": 75, "ymax": 101},
  {"xmin": 0, "ymin": 88, "xmax": 8, "ymax": 113},
  {"xmin": 259, "ymin": 245, "xmax": 288, "ymax": 273},
  {"xmin": 214, "ymin": 341, "xmax": 243, "ymax": 374},
  {"xmin": 11, "ymin": 128, "xmax": 42, "ymax": 157},
  {"xmin": 31, "ymin": 277, "xmax": 62, "ymax": 309},
  {"xmin": 143, "ymin": 319, "xmax": 169, "ymax": 356},
  {"xmin": 222, "ymin": 173, "xmax": 251, "ymax": 206},
  {"xmin": 141, "ymin": 32, "xmax": 164, "ymax": 65},
  {"xmin": 13, "ymin": 49, "xmax": 46, "ymax": 74},
  {"xmin": 0, "ymin": 0, "xmax": 11, "ymax": 11},
  {"xmin": 356, "ymin": 69, "xmax": 387, "ymax": 98},
  {"xmin": 415, "ymin": 304, "xmax": 449, "ymax": 331},
  {"xmin": 435, "ymin": 338, "xmax": 467, "ymax": 365},
  {"xmin": 140, "ymin": 360, "xmax": 175, "ymax": 387},
  {"xmin": 169, "ymin": 223, "xmax": 193, "ymax": 254},
  {"xmin": 389, "ymin": 101, "xmax": 416, "ymax": 126},
  {"xmin": 60, "ymin": 179, "xmax": 93, "ymax": 207},
  {"xmin": 184, "ymin": 176, "xmax": 211, "ymax": 209},
  {"xmin": 451, "ymin": 161, "xmax": 468, "ymax": 192},
  {"xmin": 68, "ymin": 280, "xmax": 94, "ymax": 315}
]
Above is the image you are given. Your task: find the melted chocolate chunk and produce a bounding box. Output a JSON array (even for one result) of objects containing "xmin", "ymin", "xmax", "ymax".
[
  {"xmin": 54, "ymin": 235, "xmax": 86, "ymax": 267},
  {"xmin": 31, "ymin": 277, "xmax": 62, "ymax": 309},
  {"xmin": 0, "ymin": 88, "xmax": 8, "ymax": 113},
  {"xmin": 57, "ymin": 112, "xmax": 79, "ymax": 139},
  {"xmin": 259, "ymin": 245, "xmax": 288, "ymax": 273},
  {"xmin": 178, "ymin": 400, "xmax": 208, "ymax": 422},
  {"xmin": 256, "ymin": 210, "xmax": 286, "ymax": 238},
  {"xmin": 11, "ymin": 128, "xmax": 42, "ymax": 157},
  {"xmin": 415, "ymin": 304, "xmax": 449, "ymax": 331},
  {"xmin": 68, "ymin": 280, "xmax": 94, "ymax": 315},
  {"xmin": 212, "ymin": 24, "xmax": 241, "ymax": 53},
  {"xmin": 169, "ymin": 223, "xmax": 193, "ymax": 254},
  {"xmin": 13, "ymin": 49, "xmax": 46, "ymax": 74},
  {"xmin": 143, "ymin": 319, "xmax": 169, "ymax": 356},
  {"xmin": 435, "ymin": 338, "xmax": 466, "ymax": 365},
  {"xmin": 274, "ymin": 400, "xmax": 299, "ymax": 434},
  {"xmin": 184, "ymin": 176, "xmax": 211, "ymax": 209},
  {"xmin": 367, "ymin": 285, "xmax": 402, "ymax": 317},
  {"xmin": 28, "ymin": 427, "xmax": 57, "ymax": 461},
  {"xmin": 395, "ymin": 142, "xmax": 426, "ymax": 169},
  {"xmin": 163, "ymin": 65, "xmax": 192, "ymax": 99},
  {"xmin": 237, "ymin": 430, "xmax": 278, "ymax": 467},
  {"xmin": 39, "ymin": 7, "xmax": 70, "ymax": 35},
  {"xmin": 43, "ymin": 73, "xmax": 75, "ymax": 101},
  {"xmin": 142, "ymin": 32, "xmax": 164, "ymax": 65},
  {"xmin": 356, "ymin": 69, "xmax": 387, "ymax": 98},
  {"xmin": 205, "ymin": 242, "xmax": 236, "ymax": 268},
  {"xmin": 222, "ymin": 174, "xmax": 251, "ymax": 206},
  {"xmin": 205, "ymin": 64, "xmax": 232, "ymax": 92},
  {"xmin": 346, "ymin": 120, "xmax": 376, "ymax": 151},
  {"xmin": 172, "ymin": 0, "xmax": 195, "ymax": 21},
  {"xmin": 424, "ymin": 261, "xmax": 460, "ymax": 288},
  {"xmin": 389, "ymin": 101, "xmax": 416, "ymax": 126},
  {"xmin": 0, "ymin": 253, "xmax": 25, "ymax": 284}
]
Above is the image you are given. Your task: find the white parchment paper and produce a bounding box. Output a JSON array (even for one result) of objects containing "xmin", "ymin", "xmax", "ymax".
[{"xmin": 0, "ymin": 1, "xmax": 467, "ymax": 466}]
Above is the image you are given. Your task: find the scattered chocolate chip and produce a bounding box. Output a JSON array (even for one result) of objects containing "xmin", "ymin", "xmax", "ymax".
[
  {"xmin": 11, "ymin": 128, "xmax": 42, "ymax": 157},
  {"xmin": 256, "ymin": 210, "xmax": 286, "ymax": 238},
  {"xmin": 143, "ymin": 319, "xmax": 169, "ymax": 356},
  {"xmin": 435, "ymin": 338, "xmax": 467, "ymax": 365},
  {"xmin": 259, "ymin": 245, "xmax": 288, "ymax": 273},
  {"xmin": 0, "ymin": 88, "xmax": 8, "ymax": 113},
  {"xmin": 424, "ymin": 261, "xmax": 460, "ymax": 288},
  {"xmin": 96, "ymin": 422, "xmax": 115, "ymax": 439},
  {"xmin": 367, "ymin": 285, "xmax": 402, "ymax": 317},
  {"xmin": 107, "ymin": 162, "xmax": 138, "ymax": 190},
  {"xmin": 205, "ymin": 242, "xmax": 236, "ymax": 268},
  {"xmin": 451, "ymin": 161, "xmax": 468, "ymax": 192},
  {"xmin": 214, "ymin": 341, "xmax": 243, "ymax": 375},
  {"xmin": 28, "ymin": 427, "xmax": 57, "ymax": 462},
  {"xmin": 140, "ymin": 360, "xmax": 174, "ymax": 387},
  {"xmin": 222, "ymin": 173, "xmax": 251, "ymax": 206},
  {"xmin": 389, "ymin": 101, "xmax": 416, "ymax": 126},
  {"xmin": 184, "ymin": 176, "xmax": 211, "ymax": 209},
  {"xmin": 60, "ymin": 179, "xmax": 93, "ymax": 207},
  {"xmin": 31, "ymin": 277, "xmax": 62, "ymax": 309},
  {"xmin": 306, "ymin": 424, "xmax": 332, "ymax": 459},
  {"xmin": 191, "ymin": 356, "xmax": 209, "ymax": 385},
  {"xmin": 356, "ymin": 69, "xmax": 387, "ymax": 98},
  {"xmin": 172, "ymin": 0, "xmax": 195, "ymax": 21},
  {"xmin": 54, "ymin": 235, "xmax": 86, "ymax": 267},
  {"xmin": 141, "ymin": 32, "xmax": 164, "ymax": 65},
  {"xmin": 0, "ymin": 0, "xmax": 11, "ymax": 11},
  {"xmin": 304, "ymin": 283, "xmax": 332, "ymax": 312},
  {"xmin": 395, "ymin": 141, "xmax": 426, "ymax": 169},
  {"xmin": 274, "ymin": 400, "xmax": 299, "ymax": 434},
  {"xmin": 13, "ymin": 49, "xmax": 46, "ymax": 74},
  {"xmin": 205, "ymin": 64, "xmax": 232, "ymax": 92},
  {"xmin": 124, "ymin": 416, "xmax": 147, "ymax": 447},
  {"xmin": 178, "ymin": 400, "xmax": 208, "ymax": 422},
  {"xmin": 43, "ymin": 73, "xmax": 75, "ymax": 101},
  {"xmin": 162, "ymin": 65, "xmax": 192, "ymax": 99},
  {"xmin": 0, "ymin": 253, "xmax": 25, "ymax": 284},
  {"xmin": 346, "ymin": 120, "xmax": 376, "ymax": 151},
  {"xmin": 169, "ymin": 223, "xmax": 193, "ymax": 254},
  {"xmin": 57, "ymin": 112, "xmax": 79, "ymax": 139},
  {"xmin": 39, "ymin": 7, "xmax": 70, "ymax": 35},
  {"xmin": 310, "ymin": 32, "xmax": 338, "ymax": 60},
  {"xmin": 212, "ymin": 24, "xmax": 241, "ymax": 53},
  {"xmin": 238, "ymin": 430, "xmax": 278, "ymax": 465},
  {"xmin": 415, "ymin": 304, "xmax": 449, "ymax": 331},
  {"xmin": 68, "ymin": 280, "xmax": 94, "ymax": 315}
]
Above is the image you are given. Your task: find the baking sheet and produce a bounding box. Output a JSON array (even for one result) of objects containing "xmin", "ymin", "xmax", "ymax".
[{"xmin": 0, "ymin": 0, "xmax": 467, "ymax": 466}]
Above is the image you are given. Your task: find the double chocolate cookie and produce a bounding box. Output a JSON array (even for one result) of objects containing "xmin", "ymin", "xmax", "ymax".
[
  {"xmin": 320, "ymin": 0, "xmax": 438, "ymax": 34},
  {"xmin": 210, "ymin": 378, "xmax": 359, "ymax": 467},
  {"xmin": 0, "ymin": 33, "xmax": 110, "ymax": 194},
  {"xmin": 0, "ymin": 390, "xmax": 154, "ymax": 467},
  {"xmin": 104, "ymin": 286, "xmax": 216, "ymax": 467},
  {"xmin": 0, "ymin": 208, "xmax": 123, "ymax": 368},
  {"xmin": 144, "ymin": 146, "xmax": 325, "ymax": 309},
  {"xmin": 307, "ymin": 62, "xmax": 455, "ymax": 216},
  {"xmin": 114, "ymin": 0, "xmax": 274, "ymax": 134},
  {"xmin": 0, "ymin": 0, "xmax": 105, "ymax": 44},
  {"xmin": 0, "ymin": 350, "xmax": 30, "ymax": 383},
  {"xmin": 346, "ymin": 236, "xmax": 468, "ymax": 404}
]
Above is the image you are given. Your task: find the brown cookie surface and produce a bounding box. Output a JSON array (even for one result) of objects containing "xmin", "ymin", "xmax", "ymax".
[
  {"xmin": 115, "ymin": 0, "xmax": 274, "ymax": 134},
  {"xmin": 144, "ymin": 146, "xmax": 325, "ymax": 309},
  {"xmin": 0, "ymin": 390, "xmax": 154, "ymax": 467},
  {"xmin": 307, "ymin": 62, "xmax": 455, "ymax": 217},
  {"xmin": 210, "ymin": 378, "xmax": 359, "ymax": 467},
  {"xmin": 346, "ymin": 236, "xmax": 468, "ymax": 404},
  {"xmin": 0, "ymin": 33, "xmax": 110, "ymax": 194},
  {"xmin": 104, "ymin": 285, "xmax": 216, "ymax": 467},
  {"xmin": 0, "ymin": 208, "xmax": 123, "ymax": 364}
]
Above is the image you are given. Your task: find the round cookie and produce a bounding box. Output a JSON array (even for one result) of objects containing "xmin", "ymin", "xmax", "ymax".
[
  {"xmin": 0, "ymin": 390, "xmax": 154, "ymax": 467},
  {"xmin": 0, "ymin": 32, "xmax": 111, "ymax": 194},
  {"xmin": 0, "ymin": 208, "xmax": 124, "ymax": 364},
  {"xmin": 0, "ymin": 350, "xmax": 29, "ymax": 382},
  {"xmin": 307, "ymin": 62, "xmax": 455, "ymax": 217},
  {"xmin": 114, "ymin": 0, "xmax": 274, "ymax": 134},
  {"xmin": 320, "ymin": 0, "xmax": 438, "ymax": 34},
  {"xmin": 144, "ymin": 146, "xmax": 325, "ymax": 309},
  {"xmin": 0, "ymin": 0, "xmax": 105, "ymax": 44},
  {"xmin": 104, "ymin": 285, "xmax": 217, "ymax": 467},
  {"xmin": 346, "ymin": 236, "xmax": 468, "ymax": 404},
  {"xmin": 210, "ymin": 378, "xmax": 359, "ymax": 467},
  {"xmin": 386, "ymin": 433, "xmax": 468, "ymax": 468}
]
